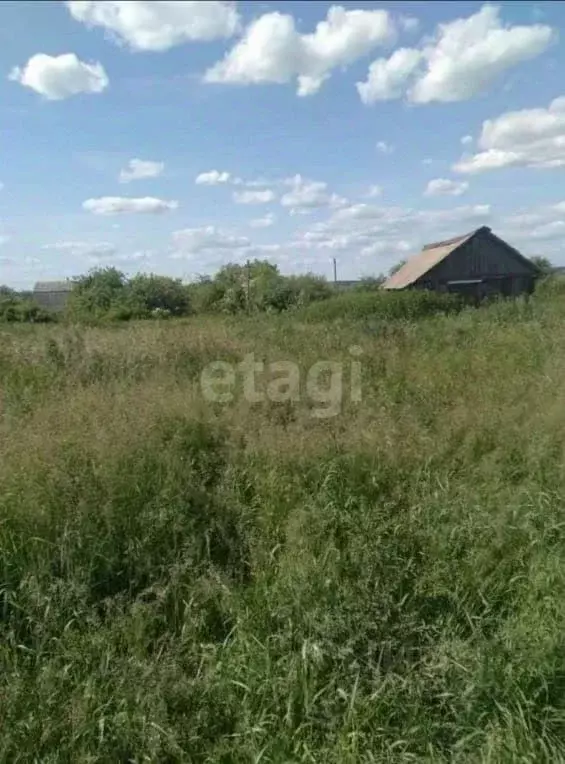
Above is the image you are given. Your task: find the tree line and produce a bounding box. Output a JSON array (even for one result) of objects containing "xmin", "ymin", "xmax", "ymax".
[
  {"xmin": 0, "ymin": 261, "xmax": 350, "ymax": 323},
  {"xmin": 0, "ymin": 255, "xmax": 554, "ymax": 324}
]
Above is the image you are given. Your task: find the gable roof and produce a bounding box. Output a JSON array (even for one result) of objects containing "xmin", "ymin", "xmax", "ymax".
[
  {"xmin": 382, "ymin": 229, "xmax": 480, "ymax": 290},
  {"xmin": 33, "ymin": 280, "xmax": 73, "ymax": 293},
  {"xmin": 382, "ymin": 226, "xmax": 538, "ymax": 290}
]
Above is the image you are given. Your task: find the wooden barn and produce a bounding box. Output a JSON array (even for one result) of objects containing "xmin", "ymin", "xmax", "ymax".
[
  {"xmin": 382, "ymin": 226, "xmax": 540, "ymax": 299},
  {"xmin": 32, "ymin": 280, "xmax": 73, "ymax": 312}
]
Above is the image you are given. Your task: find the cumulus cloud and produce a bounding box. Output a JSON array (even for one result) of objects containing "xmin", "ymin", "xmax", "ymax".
[
  {"xmin": 281, "ymin": 174, "xmax": 347, "ymax": 212},
  {"xmin": 376, "ymin": 140, "xmax": 394, "ymax": 154},
  {"xmin": 399, "ymin": 15, "xmax": 419, "ymax": 33},
  {"xmin": 249, "ymin": 212, "xmax": 276, "ymax": 228},
  {"xmin": 204, "ymin": 5, "xmax": 395, "ymax": 96},
  {"xmin": 8, "ymin": 53, "xmax": 108, "ymax": 100},
  {"xmin": 454, "ymin": 95, "xmax": 565, "ymax": 174},
  {"xmin": 119, "ymin": 158, "xmax": 164, "ymax": 183},
  {"xmin": 195, "ymin": 170, "xmax": 231, "ymax": 185},
  {"xmin": 233, "ymin": 189, "xmax": 275, "ymax": 204},
  {"xmin": 419, "ymin": 204, "xmax": 491, "ymax": 225},
  {"xmin": 361, "ymin": 239, "xmax": 414, "ymax": 257},
  {"xmin": 43, "ymin": 240, "xmax": 117, "ymax": 257},
  {"xmin": 411, "ymin": 5, "xmax": 554, "ymax": 103},
  {"xmin": 171, "ymin": 225, "xmax": 249, "ymax": 257},
  {"xmin": 88, "ymin": 249, "xmax": 155, "ymax": 265},
  {"xmin": 357, "ymin": 48, "xmax": 422, "ymax": 103},
  {"xmin": 301, "ymin": 202, "xmax": 491, "ymax": 267},
  {"xmin": 83, "ymin": 196, "xmax": 178, "ymax": 215},
  {"xmin": 424, "ymin": 178, "xmax": 469, "ymax": 197},
  {"xmin": 367, "ymin": 185, "xmax": 383, "ymax": 197},
  {"xmin": 234, "ymin": 176, "xmax": 277, "ymax": 188},
  {"xmin": 500, "ymin": 201, "xmax": 565, "ymax": 246},
  {"xmin": 357, "ymin": 5, "xmax": 554, "ymax": 105},
  {"xmin": 66, "ymin": 1, "xmax": 240, "ymax": 51},
  {"xmin": 461, "ymin": 134, "xmax": 473, "ymax": 146}
]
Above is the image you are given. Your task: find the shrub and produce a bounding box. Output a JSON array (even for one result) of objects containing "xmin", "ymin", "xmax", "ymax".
[
  {"xmin": 298, "ymin": 287, "xmax": 464, "ymax": 322},
  {"xmin": 128, "ymin": 274, "xmax": 190, "ymax": 317},
  {"xmin": 0, "ymin": 288, "xmax": 54, "ymax": 323}
]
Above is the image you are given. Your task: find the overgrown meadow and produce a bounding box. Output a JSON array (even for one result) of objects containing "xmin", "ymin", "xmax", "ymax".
[{"xmin": 2, "ymin": 285, "xmax": 565, "ymax": 761}]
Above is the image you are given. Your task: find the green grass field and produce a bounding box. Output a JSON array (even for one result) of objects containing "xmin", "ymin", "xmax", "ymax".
[{"xmin": 2, "ymin": 292, "xmax": 565, "ymax": 761}]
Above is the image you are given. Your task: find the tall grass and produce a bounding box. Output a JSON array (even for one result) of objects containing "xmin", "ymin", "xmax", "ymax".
[{"xmin": 1, "ymin": 294, "xmax": 565, "ymax": 760}]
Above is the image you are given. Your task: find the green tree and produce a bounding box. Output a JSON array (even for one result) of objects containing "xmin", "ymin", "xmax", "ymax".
[
  {"xmin": 356, "ymin": 275, "xmax": 386, "ymax": 291},
  {"xmin": 0, "ymin": 286, "xmax": 53, "ymax": 323},
  {"xmin": 128, "ymin": 274, "xmax": 190, "ymax": 317},
  {"xmin": 530, "ymin": 255, "xmax": 553, "ymax": 276},
  {"xmin": 66, "ymin": 267, "xmax": 130, "ymax": 322},
  {"xmin": 187, "ymin": 276, "xmax": 226, "ymax": 314},
  {"xmin": 388, "ymin": 259, "xmax": 407, "ymax": 277},
  {"xmin": 287, "ymin": 274, "xmax": 332, "ymax": 307}
]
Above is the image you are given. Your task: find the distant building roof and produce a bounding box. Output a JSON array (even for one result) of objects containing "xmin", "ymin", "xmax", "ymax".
[
  {"xmin": 383, "ymin": 229, "xmax": 479, "ymax": 290},
  {"xmin": 33, "ymin": 280, "xmax": 74, "ymax": 292},
  {"xmin": 334, "ymin": 279, "xmax": 359, "ymax": 288}
]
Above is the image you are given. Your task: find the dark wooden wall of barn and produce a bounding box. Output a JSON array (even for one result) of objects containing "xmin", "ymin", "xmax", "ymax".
[{"xmin": 422, "ymin": 231, "xmax": 534, "ymax": 285}]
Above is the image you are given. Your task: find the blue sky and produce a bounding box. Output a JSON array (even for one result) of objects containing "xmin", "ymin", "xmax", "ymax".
[{"xmin": 1, "ymin": 1, "xmax": 565, "ymax": 288}]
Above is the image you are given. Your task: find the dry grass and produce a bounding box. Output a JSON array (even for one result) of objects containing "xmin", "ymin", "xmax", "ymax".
[{"xmin": 2, "ymin": 297, "xmax": 565, "ymax": 760}]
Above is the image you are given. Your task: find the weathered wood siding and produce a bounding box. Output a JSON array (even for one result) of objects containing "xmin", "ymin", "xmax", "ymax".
[
  {"xmin": 421, "ymin": 231, "xmax": 534, "ymax": 284},
  {"xmin": 33, "ymin": 291, "xmax": 71, "ymax": 312}
]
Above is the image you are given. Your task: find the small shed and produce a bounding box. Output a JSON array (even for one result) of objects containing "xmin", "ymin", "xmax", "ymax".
[
  {"xmin": 382, "ymin": 226, "xmax": 540, "ymax": 299},
  {"xmin": 32, "ymin": 280, "xmax": 73, "ymax": 311}
]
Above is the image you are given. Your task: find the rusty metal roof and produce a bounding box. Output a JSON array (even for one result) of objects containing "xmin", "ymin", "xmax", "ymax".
[{"xmin": 382, "ymin": 228, "xmax": 482, "ymax": 290}]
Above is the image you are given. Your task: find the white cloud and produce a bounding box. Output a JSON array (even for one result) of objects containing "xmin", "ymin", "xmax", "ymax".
[
  {"xmin": 195, "ymin": 169, "xmax": 231, "ymax": 185},
  {"xmin": 454, "ymin": 95, "xmax": 565, "ymax": 174},
  {"xmin": 308, "ymin": 202, "xmax": 491, "ymax": 263},
  {"xmin": 281, "ymin": 174, "xmax": 347, "ymax": 212},
  {"xmin": 8, "ymin": 53, "xmax": 108, "ymax": 100},
  {"xmin": 88, "ymin": 249, "xmax": 154, "ymax": 265},
  {"xmin": 83, "ymin": 196, "xmax": 178, "ymax": 215},
  {"xmin": 419, "ymin": 204, "xmax": 490, "ymax": 225},
  {"xmin": 526, "ymin": 220, "xmax": 565, "ymax": 240},
  {"xmin": 424, "ymin": 178, "xmax": 469, "ymax": 197},
  {"xmin": 171, "ymin": 225, "xmax": 249, "ymax": 257},
  {"xmin": 238, "ymin": 177, "xmax": 275, "ymax": 188},
  {"xmin": 357, "ymin": 48, "xmax": 422, "ymax": 103},
  {"xmin": 204, "ymin": 5, "xmax": 395, "ymax": 96},
  {"xmin": 376, "ymin": 140, "xmax": 394, "ymax": 154},
  {"xmin": 399, "ymin": 15, "xmax": 419, "ymax": 33},
  {"xmin": 294, "ymin": 199, "xmax": 492, "ymax": 277},
  {"xmin": 361, "ymin": 238, "xmax": 413, "ymax": 257},
  {"xmin": 461, "ymin": 134, "xmax": 473, "ymax": 146},
  {"xmin": 0, "ymin": 235, "xmax": 9, "ymax": 246},
  {"xmin": 66, "ymin": 1, "xmax": 240, "ymax": 51},
  {"xmin": 249, "ymin": 212, "xmax": 276, "ymax": 228},
  {"xmin": 233, "ymin": 189, "xmax": 276, "ymax": 204},
  {"xmin": 500, "ymin": 201, "xmax": 565, "ymax": 245},
  {"xmin": 367, "ymin": 184, "xmax": 383, "ymax": 197},
  {"xmin": 358, "ymin": 5, "xmax": 554, "ymax": 105},
  {"xmin": 411, "ymin": 5, "xmax": 554, "ymax": 104},
  {"xmin": 119, "ymin": 158, "xmax": 164, "ymax": 183},
  {"xmin": 242, "ymin": 243, "xmax": 282, "ymax": 257},
  {"xmin": 42, "ymin": 240, "xmax": 117, "ymax": 258}
]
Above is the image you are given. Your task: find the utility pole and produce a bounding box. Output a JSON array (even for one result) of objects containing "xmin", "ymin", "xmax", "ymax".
[
  {"xmin": 332, "ymin": 257, "xmax": 337, "ymax": 286},
  {"xmin": 246, "ymin": 259, "xmax": 251, "ymax": 314}
]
